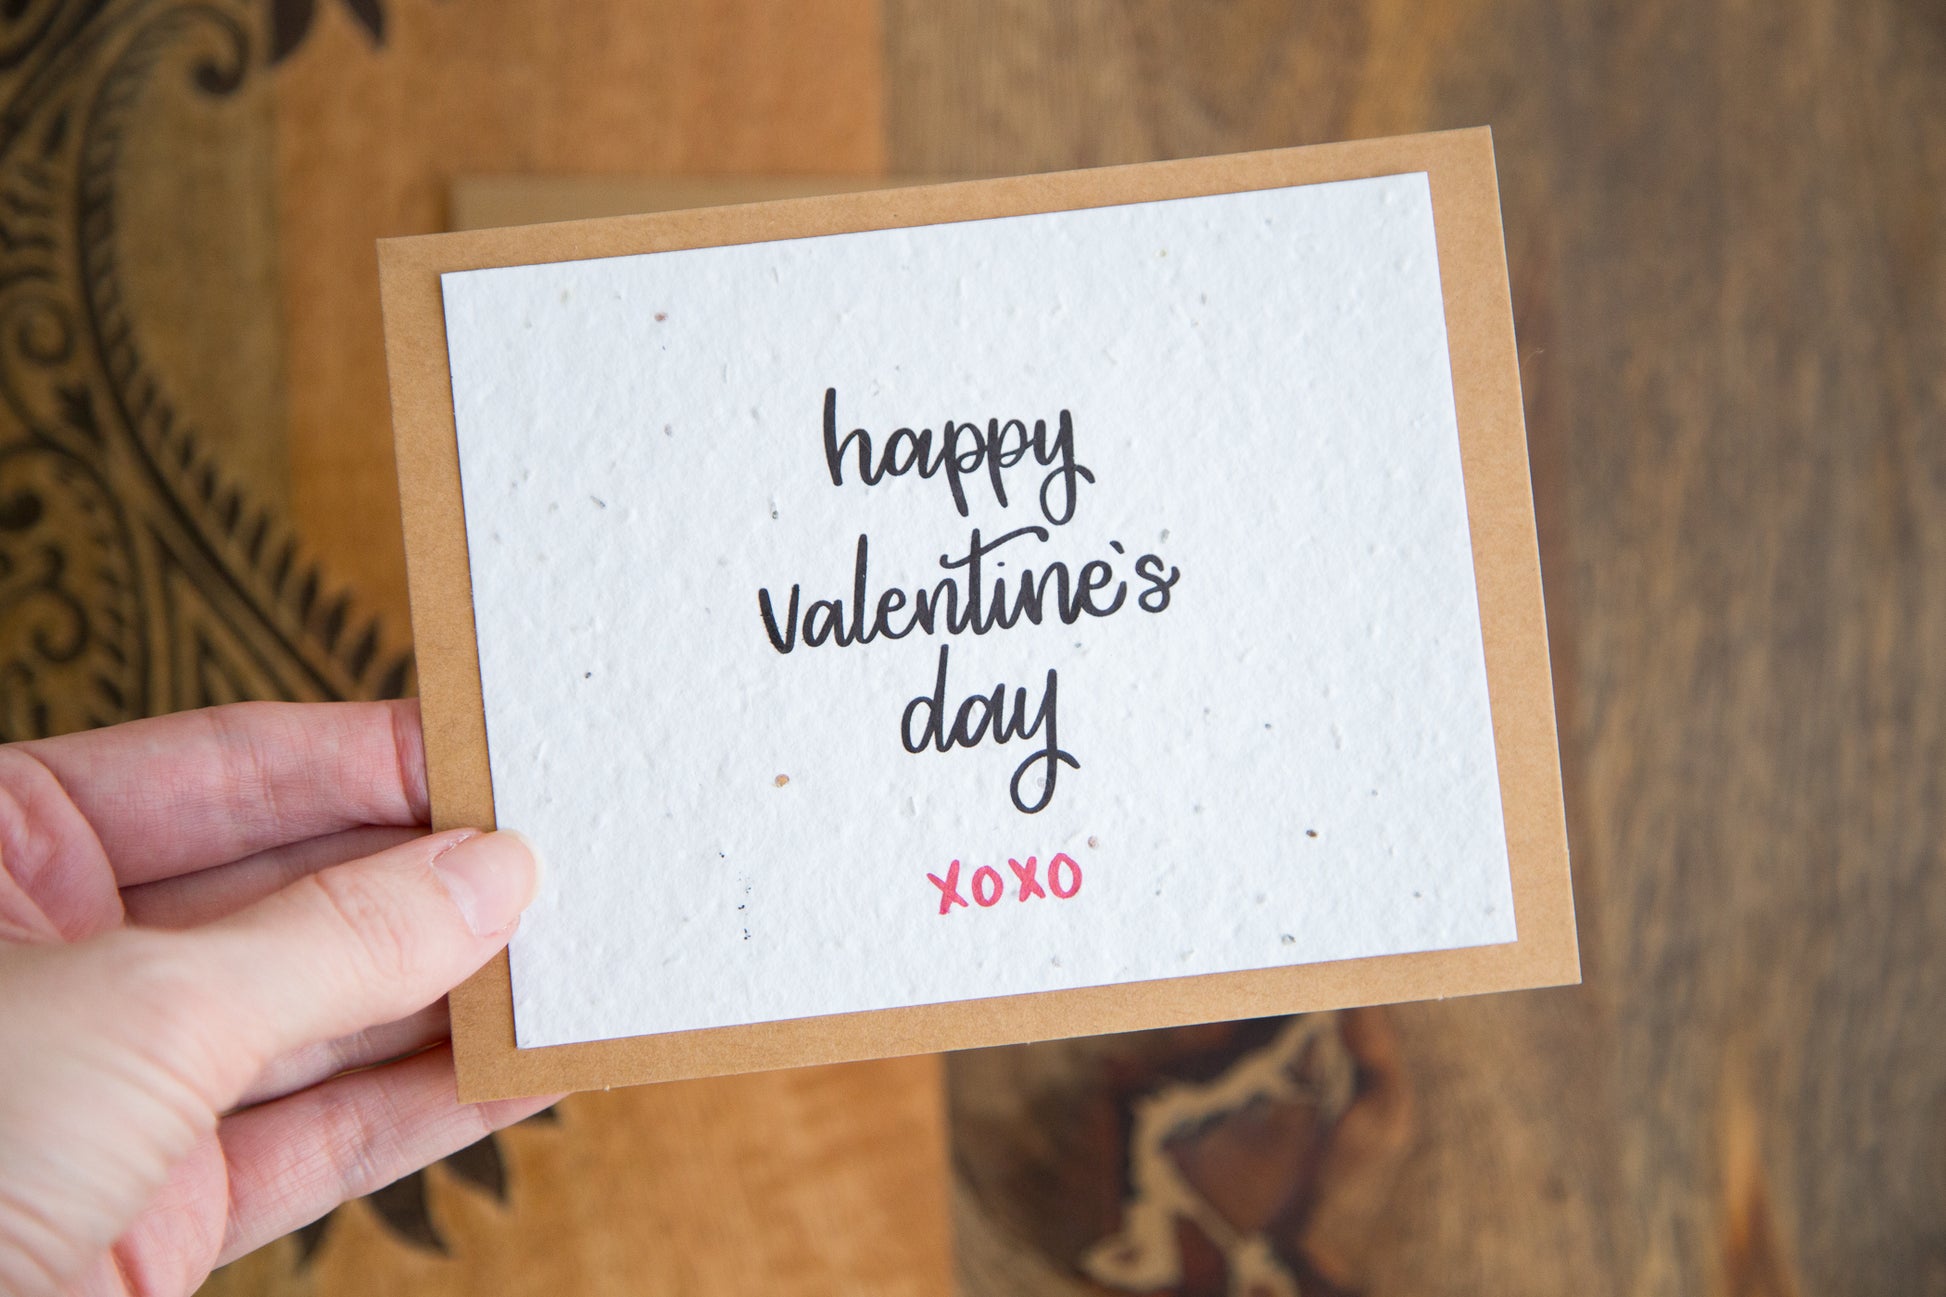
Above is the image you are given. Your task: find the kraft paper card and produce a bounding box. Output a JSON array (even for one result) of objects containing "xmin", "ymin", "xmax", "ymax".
[{"xmin": 379, "ymin": 128, "xmax": 1577, "ymax": 1102}]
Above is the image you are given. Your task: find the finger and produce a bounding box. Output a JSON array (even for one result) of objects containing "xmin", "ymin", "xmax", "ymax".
[
  {"xmin": 179, "ymin": 828, "xmax": 538, "ymax": 1100},
  {"xmin": 234, "ymin": 1003, "xmax": 449, "ymax": 1110},
  {"xmin": 14, "ymin": 699, "xmax": 429, "ymax": 888},
  {"xmin": 122, "ymin": 825, "xmax": 423, "ymax": 930},
  {"xmin": 215, "ymin": 1045, "xmax": 559, "ymax": 1267}
]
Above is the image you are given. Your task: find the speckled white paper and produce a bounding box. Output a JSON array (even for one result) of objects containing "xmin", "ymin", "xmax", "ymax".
[{"xmin": 441, "ymin": 171, "xmax": 1515, "ymax": 1049}]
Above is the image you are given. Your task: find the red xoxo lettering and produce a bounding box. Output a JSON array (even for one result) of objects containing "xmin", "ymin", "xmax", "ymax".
[
  {"xmin": 928, "ymin": 859, "xmax": 969, "ymax": 914},
  {"xmin": 1008, "ymin": 856, "xmax": 1046, "ymax": 901},
  {"xmin": 1049, "ymin": 852, "xmax": 1082, "ymax": 898},
  {"xmin": 931, "ymin": 851, "xmax": 1084, "ymax": 913}
]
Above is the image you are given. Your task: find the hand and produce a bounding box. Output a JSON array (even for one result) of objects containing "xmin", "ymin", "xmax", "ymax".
[{"xmin": 0, "ymin": 700, "xmax": 554, "ymax": 1296}]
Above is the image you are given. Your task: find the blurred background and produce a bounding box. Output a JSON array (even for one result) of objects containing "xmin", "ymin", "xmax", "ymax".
[{"xmin": 2, "ymin": 1, "xmax": 1942, "ymax": 1293}]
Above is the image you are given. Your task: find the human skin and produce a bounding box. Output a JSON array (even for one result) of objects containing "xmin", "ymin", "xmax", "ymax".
[{"xmin": 0, "ymin": 700, "xmax": 556, "ymax": 1296}]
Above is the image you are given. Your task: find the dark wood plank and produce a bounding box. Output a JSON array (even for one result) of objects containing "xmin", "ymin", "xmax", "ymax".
[
  {"xmin": 1541, "ymin": 4, "xmax": 1946, "ymax": 1292},
  {"xmin": 891, "ymin": 1, "xmax": 1946, "ymax": 1292}
]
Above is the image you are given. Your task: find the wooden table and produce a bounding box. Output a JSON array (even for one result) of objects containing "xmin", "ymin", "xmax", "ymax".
[{"xmin": 3, "ymin": 1, "xmax": 1939, "ymax": 1293}]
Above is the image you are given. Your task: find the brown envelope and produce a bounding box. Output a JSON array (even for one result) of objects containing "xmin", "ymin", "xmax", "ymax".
[{"xmin": 378, "ymin": 127, "xmax": 1577, "ymax": 1102}]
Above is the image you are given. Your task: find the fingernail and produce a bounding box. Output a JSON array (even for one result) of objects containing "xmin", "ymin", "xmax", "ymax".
[{"xmin": 433, "ymin": 830, "xmax": 542, "ymax": 936}]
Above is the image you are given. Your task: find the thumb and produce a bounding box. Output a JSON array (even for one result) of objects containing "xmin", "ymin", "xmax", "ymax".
[
  {"xmin": 190, "ymin": 828, "xmax": 541, "ymax": 1095},
  {"xmin": 0, "ymin": 829, "xmax": 538, "ymax": 1295}
]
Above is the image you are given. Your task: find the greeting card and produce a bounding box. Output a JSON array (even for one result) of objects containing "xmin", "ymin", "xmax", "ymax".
[{"xmin": 380, "ymin": 128, "xmax": 1576, "ymax": 1100}]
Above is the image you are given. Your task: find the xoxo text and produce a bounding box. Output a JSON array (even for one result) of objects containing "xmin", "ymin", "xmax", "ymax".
[{"xmin": 928, "ymin": 853, "xmax": 1083, "ymax": 915}]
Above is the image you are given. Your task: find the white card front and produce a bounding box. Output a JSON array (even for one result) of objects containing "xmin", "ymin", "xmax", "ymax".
[{"xmin": 441, "ymin": 171, "xmax": 1516, "ymax": 1049}]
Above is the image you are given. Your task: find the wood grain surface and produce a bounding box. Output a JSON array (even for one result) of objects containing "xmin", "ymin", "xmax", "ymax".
[
  {"xmin": 211, "ymin": 1054, "xmax": 951, "ymax": 1296},
  {"xmin": 891, "ymin": 1, "xmax": 1946, "ymax": 1294},
  {"xmin": 15, "ymin": 0, "xmax": 1936, "ymax": 1292}
]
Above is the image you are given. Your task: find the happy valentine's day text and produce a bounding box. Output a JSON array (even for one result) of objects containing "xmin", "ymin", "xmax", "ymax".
[{"xmin": 755, "ymin": 389, "xmax": 1182, "ymax": 813}]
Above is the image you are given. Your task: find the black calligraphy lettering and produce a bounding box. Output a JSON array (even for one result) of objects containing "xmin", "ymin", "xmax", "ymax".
[{"xmin": 768, "ymin": 388, "xmax": 1180, "ymax": 812}]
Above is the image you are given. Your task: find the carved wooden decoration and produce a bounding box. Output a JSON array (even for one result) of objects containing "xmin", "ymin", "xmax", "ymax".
[
  {"xmin": 0, "ymin": 0, "xmax": 415, "ymax": 741},
  {"xmin": 0, "ymin": 0, "xmax": 528, "ymax": 1268}
]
